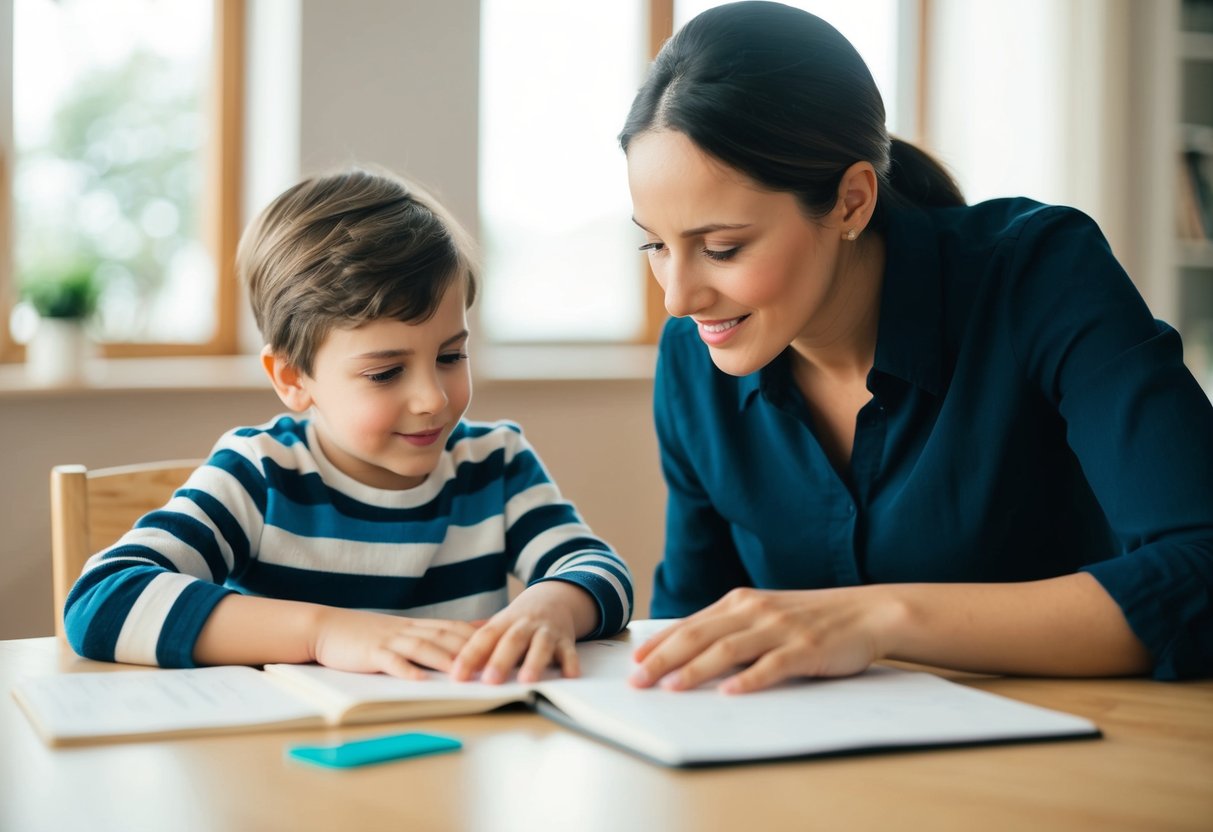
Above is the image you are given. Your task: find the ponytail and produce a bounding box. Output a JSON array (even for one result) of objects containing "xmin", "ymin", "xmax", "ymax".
[{"xmin": 886, "ymin": 138, "xmax": 964, "ymax": 209}]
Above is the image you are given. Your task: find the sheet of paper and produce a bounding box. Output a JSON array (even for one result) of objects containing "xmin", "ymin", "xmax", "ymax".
[
  {"xmin": 538, "ymin": 666, "xmax": 1099, "ymax": 765},
  {"xmin": 14, "ymin": 666, "xmax": 321, "ymax": 740}
]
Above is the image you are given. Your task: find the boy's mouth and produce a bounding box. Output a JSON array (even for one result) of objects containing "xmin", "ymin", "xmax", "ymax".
[{"xmin": 396, "ymin": 428, "xmax": 443, "ymax": 447}]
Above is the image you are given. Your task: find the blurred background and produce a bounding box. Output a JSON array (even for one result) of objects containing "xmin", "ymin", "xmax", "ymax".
[{"xmin": 0, "ymin": 0, "xmax": 1210, "ymax": 638}]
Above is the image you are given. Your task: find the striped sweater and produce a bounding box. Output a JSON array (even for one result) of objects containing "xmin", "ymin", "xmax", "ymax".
[{"xmin": 64, "ymin": 415, "xmax": 633, "ymax": 667}]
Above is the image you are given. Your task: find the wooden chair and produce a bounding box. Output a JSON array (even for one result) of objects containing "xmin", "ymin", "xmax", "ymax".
[{"xmin": 50, "ymin": 460, "xmax": 203, "ymax": 638}]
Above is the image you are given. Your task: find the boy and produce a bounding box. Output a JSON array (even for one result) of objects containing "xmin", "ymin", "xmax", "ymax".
[{"xmin": 64, "ymin": 168, "xmax": 633, "ymax": 684}]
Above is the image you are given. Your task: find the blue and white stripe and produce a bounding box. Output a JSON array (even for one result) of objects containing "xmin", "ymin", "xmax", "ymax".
[{"xmin": 64, "ymin": 416, "xmax": 633, "ymax": 667}]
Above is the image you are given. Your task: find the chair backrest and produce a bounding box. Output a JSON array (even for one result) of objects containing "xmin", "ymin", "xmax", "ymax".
[{"xmin": 50, "ymin": 459, "xmax": 203, "ymax": 638}]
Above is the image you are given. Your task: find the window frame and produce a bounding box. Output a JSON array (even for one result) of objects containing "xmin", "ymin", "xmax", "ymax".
[{"xmin": 0, "ymin": 0, "xmax": 245, "ymax": 362}]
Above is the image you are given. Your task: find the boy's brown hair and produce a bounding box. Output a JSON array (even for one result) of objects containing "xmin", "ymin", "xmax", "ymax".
[{"xmin": 238, "ymin": 167, "xmax": 477, "ymax": 375}]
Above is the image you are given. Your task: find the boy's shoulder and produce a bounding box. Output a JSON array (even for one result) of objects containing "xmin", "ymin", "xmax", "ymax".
[
  {"xmin": 220, "ymin": 413, "xmax": 310, "ymax": 449},
  {"xmin": 209, "ymin": 414, "xmax": 316, "ymax": 467}
]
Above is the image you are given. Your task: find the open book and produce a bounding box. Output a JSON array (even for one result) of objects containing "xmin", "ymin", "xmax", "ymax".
[{"xmin": 12, "ymin": 621, "xmax": 1099, "ymax": 766}]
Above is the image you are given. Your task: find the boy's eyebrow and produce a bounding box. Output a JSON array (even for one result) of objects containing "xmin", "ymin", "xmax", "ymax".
[
  {"xmin": 630, "ymin": 217, "xmax": 752, "ymax": 237},
  {"xmin": 351, "ymin": 330, "xmax": 469, "ymax": 360}
]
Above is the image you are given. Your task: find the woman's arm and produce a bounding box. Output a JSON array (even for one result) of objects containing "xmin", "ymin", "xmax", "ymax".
[{"xmin": 630, "ymin": 573, "xmax": 1150, "ymax": 693}]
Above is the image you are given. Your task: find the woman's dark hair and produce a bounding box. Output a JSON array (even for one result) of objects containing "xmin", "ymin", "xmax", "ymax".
[{"xmin": 619, "ymin": 1, "xmax": 963, "ymax": 228}]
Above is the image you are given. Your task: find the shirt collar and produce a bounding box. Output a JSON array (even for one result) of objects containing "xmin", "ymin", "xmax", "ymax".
[
  {"xmin": 739, "ymin": 200, "xmax": 946, "ymax": 410},
  {"xmin": 872, "ymin": 201, "xmax": 945, "ymax": 396}
]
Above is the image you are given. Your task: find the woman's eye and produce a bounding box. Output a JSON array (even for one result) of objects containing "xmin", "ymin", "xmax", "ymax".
[
  {"xmin": 438, "ymin": 352, "xmax": 468, "ymax": 366},
  {"xmin": 366, "ymin": 367, "xmax": 403, "ymax": 384},
  {"xmin": 638, "ymin": 241, "xmax": 665, "ymax": 255},
  {"xmin": 703, "ymin": 246, "xmax": 739, "ymax": 262}
]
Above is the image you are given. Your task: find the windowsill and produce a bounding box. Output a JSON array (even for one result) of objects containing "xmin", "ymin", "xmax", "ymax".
[
  {"xmin": 0, "ymin": 344, "xmax": 657, "ymax": 398},
  {"xmin": 0, "ymin": 355, "xmax": 269, "ymax": 398},
  {"xmin": 474, "ymin": 344, "xmax": 657, "ymax": 382}
]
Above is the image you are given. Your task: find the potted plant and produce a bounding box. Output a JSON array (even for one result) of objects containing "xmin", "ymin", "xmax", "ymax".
[{"xmin": 21, "ymin": 264, "xmax": 101, "ymax": 384}]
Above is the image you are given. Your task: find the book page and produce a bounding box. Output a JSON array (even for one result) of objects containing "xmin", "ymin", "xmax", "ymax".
[
  {"xmin": 262, "ymin": 663, "xmax": 539, "ymax": 722},
  {"xmin": 536, "ymin": 666, "xmax": 1099, "ymax": 766},
  {"xmin": 12, "ymin": 666, "xmax": 323, "ymax": 745},
  {"xmin": 258, "ymin": 627, "xmax": 654, "ymax": 722}
]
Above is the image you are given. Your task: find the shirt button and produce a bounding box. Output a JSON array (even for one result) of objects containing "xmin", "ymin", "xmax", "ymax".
[{"xmin": 847, "ymin": 504, "xmax": 855, "ymax": 516}]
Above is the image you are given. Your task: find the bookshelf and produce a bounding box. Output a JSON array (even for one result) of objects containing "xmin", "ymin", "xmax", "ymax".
[{"xmin": 1175, "ymin": 0, "xmax": 1213, "ymax": 394}]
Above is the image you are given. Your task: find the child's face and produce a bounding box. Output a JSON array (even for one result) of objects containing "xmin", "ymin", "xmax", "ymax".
[{"xmin": 298, "ymin": 284, "xmax": 472, "ymax": 490}]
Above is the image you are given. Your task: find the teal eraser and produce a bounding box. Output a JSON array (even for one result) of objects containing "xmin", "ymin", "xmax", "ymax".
[{"xmin": 286, "ymin": 731, "xmax": 462, "ymax": 769}]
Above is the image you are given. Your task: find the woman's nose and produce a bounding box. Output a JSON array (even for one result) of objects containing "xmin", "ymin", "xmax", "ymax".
[{"xmin": 660, "ymin": 258, "xmax": 707, "ymax": 318}]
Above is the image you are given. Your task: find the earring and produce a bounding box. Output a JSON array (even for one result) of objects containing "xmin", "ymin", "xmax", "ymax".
[{"xmin": 844, "ymin": 229, "xmax": 858, "ymax": 241}]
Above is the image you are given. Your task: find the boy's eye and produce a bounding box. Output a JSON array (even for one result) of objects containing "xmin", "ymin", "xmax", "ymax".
[
  {"xmin": 366, "ymin": 366, "xmax": 403, "ymax": 384},
  {"xmin": 438, "ymin": 352, "xmax": 468, "ymax": 366}
]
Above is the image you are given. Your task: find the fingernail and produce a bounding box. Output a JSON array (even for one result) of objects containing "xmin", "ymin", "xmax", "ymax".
[
  {"xmin": 660, "ymin": 673, "xmax": 682, "ymax": 691},
  {"xmin": 482, "ymin": 667, "xmax": 502, "ymax": 684},
  {"xmin": 628, "ymin": 668, "xmax": 650, "ymax": 686}
]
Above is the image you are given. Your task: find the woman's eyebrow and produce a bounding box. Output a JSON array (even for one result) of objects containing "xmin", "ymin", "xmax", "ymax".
[{"xmin": 631, "ymin": 217, "xmax": 752, "ymax": 237}]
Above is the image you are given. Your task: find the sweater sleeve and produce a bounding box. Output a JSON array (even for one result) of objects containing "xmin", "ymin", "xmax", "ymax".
[
  {"xmin": 1006, "ymin": 206, "xmax": 1213, "ymax": 679},
  {"xmin": 63, "ymin": 432, "xmax": 269, "ymax": 667},
  {"xmin": 500, "ymin": 424, "xmax": 633, "ymax": 638}
]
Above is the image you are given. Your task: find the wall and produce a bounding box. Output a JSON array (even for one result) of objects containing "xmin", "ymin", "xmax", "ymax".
[
  {"xmin": 0, "ymin": 379, "xmax": 663, "ymax": 639},
  {"xmin": 0, "ymin": 1, "xmax": 665, "ymax": 639},
  {"xmin": 923, "ymin": 0, "xmax": 1143, "ymax": 303}
]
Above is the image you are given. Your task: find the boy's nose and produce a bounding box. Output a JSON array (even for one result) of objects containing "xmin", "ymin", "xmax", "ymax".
[{"xmin": 406, "ymin": 373, "xmax": 448, "ymax": 415}]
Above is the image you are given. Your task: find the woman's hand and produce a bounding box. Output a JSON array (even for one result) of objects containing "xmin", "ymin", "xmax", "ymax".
[
  {"xmin": 449, "ymin": 581, "xmax": 598, "ymax": 684},
  {"xmin": 310, "ymin": 607, "xmax": 478, "ymax": 679},
  {"xmin": 629, "ymin": 586, "xmax": 907, "ymax": 694}
]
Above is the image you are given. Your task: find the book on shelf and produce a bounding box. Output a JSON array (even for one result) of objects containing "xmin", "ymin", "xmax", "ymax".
[
  {"xmin": 11, "ymin": 620, "xmax": 1099, "ymax": 767},
  {"xmin": 1179, "ymin": 152, "xmax": 1209, "ymax": 241},
  {"xmin": 1181, "ymin": 149, "xmax": 1213, "ymax": 240}
]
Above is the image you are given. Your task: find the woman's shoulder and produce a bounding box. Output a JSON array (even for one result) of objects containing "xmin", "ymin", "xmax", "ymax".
[{"xmin": 929, "ymin": 197, "xmax": 1105, "ymax": 251}]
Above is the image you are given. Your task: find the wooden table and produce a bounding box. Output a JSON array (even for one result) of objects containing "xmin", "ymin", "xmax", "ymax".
[{"xmin": 2, "ymin": 636, "xmax": 1211, "ymax": 832}]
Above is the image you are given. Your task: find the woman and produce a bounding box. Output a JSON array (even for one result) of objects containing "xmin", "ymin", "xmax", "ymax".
[{"xmin": 622, "ymin": 1, "xmax": 1213, "ymax": 694}]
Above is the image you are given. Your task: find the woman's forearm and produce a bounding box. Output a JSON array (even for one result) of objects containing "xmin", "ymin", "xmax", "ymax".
[{"xmin": 881, "ymin": 572, "xmax": 1152, "ymax": 676}]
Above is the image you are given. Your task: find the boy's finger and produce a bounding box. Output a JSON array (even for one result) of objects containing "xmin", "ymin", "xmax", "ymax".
[
  {"xmin": 516, "ymin": 629, "xmax": 558, "ymax": 683},
  {"xmin": 386, "ymin": 634, "xmax": 457, "ymax": 673},
  {"xmin": 376, "ymin": 650, "xmax": 428, "ymax": 681},
  {"xmin": 481, "ymin": 623, "xmax": 533, "ymax": 684},
  {"xmin": 409, "ymin": 618, "xmax": 478, "ymax": 638},
  {"xmin": 449, "ymin": 625, "xmax": 502, "ymax": 681},
  {"xmin": 555, "ymin": 639, "xmax": 580, "ymax": 678}
]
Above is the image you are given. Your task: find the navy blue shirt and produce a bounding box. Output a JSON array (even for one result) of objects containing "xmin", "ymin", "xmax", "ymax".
[{"xmin": 652, "ymin": 198, "xmax": 1213, "ymax": 680}]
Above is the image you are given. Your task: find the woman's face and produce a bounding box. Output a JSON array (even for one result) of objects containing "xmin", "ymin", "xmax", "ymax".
[{"xmin": 626, "ymin": 129, "xmax": 854, "ymax": 377}]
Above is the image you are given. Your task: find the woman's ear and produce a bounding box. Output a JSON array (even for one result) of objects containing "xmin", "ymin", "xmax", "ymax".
[
  {"xmin": 836, "ymin": 161, "xmax": 878, "ymax": 239},
  {"xmin": 261, "ymin": 345, "xmax": 313, "ymax": 413}
]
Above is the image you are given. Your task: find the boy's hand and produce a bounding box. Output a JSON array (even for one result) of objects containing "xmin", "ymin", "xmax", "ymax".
[
  {"xmin": 310, "ymin": 607, "xmax": 478, "ymax": 680},
  {"xmin": 449, "ymin": 581, "xmax": 598, "ymax": 684}
]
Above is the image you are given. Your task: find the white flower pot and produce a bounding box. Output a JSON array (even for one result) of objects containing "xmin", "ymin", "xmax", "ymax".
[{"xmin": 26, "ymin": 318, "xmax": 91, "ymax": 385}]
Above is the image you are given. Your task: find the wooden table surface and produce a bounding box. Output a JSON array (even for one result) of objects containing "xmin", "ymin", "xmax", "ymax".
[{"xmin": 2, "ymin": 636, "xmax": 1211, "ymax": 832}]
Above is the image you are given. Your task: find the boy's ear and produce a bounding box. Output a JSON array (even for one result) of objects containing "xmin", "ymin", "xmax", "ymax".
[{"xmin": 260, "ymin": 345, "xmax": 313, "ymax": 413}]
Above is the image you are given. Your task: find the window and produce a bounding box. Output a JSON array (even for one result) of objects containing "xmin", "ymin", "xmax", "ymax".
[
  {"xmin": 478, "ymin": 0, "xmax": 912, "ymax": 345},
  {"xmin": 478, "ymin": 0, "xmax": 648, "ymax": 344},
  {"xmin": 2, "ymin": 0, "xmax": 243, "ymax": 361}
]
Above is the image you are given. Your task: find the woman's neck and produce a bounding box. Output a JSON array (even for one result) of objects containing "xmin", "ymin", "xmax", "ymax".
[{"xmin": 790, "ymin": 233, "xmax": 886, "ymax": 384}]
